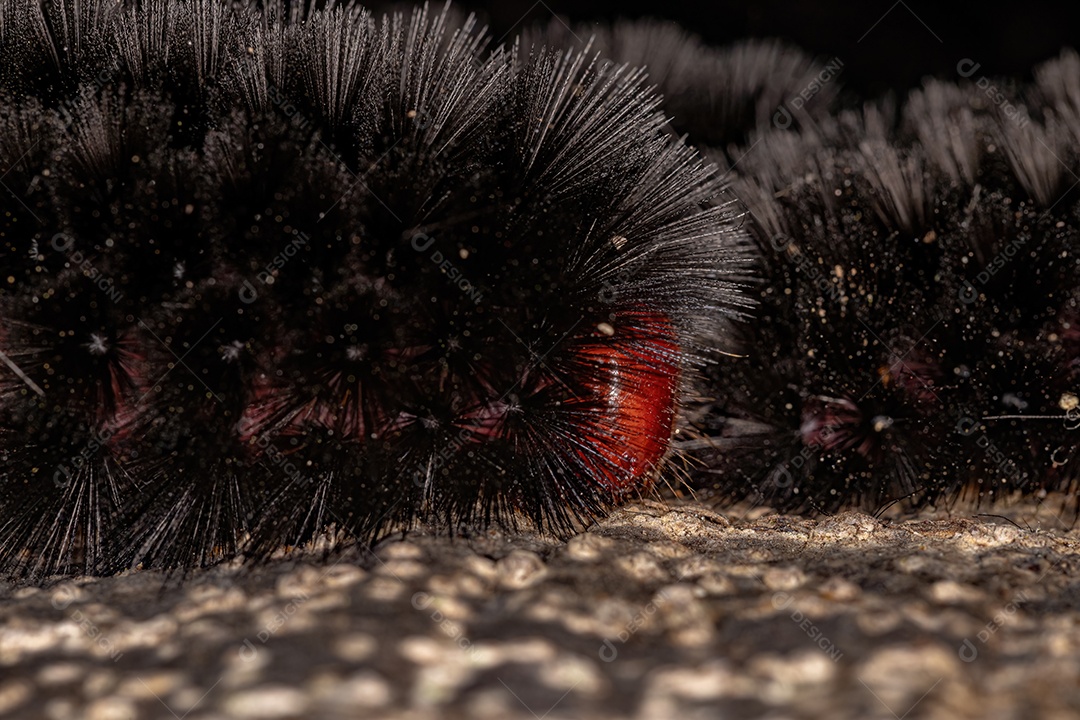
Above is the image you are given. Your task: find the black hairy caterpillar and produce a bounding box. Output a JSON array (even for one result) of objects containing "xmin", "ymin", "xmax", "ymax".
[
  {"xmin": 0, "ymin": 0, "xmax": 750, "ymax": 579},
  {"xmin": 5, "ymin": 0, "xmax": 1078, "ymax": 583},
  {"xmin": 686, "ymin": 54, "xmax": 1080, "ymax": 513}
]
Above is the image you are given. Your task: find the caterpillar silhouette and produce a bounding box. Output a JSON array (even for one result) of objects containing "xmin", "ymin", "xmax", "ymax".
[
  {"xmin": 0, "ymin": 0, "xmax": 749, "ymax": 578},
  {"xmin": 3, "ymin": 0, "xmax": 1078, "ymax": 581}
]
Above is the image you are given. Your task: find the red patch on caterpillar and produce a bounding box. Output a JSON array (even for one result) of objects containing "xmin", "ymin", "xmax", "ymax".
[{"xmin": 568, "ymin": 309, "xmax": 680, "ymax": 496}]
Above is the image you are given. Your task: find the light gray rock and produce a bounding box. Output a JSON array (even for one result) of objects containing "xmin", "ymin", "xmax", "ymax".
[{"xmin": 2, "ymin": 499, "xmax": 1078, "ymax": 719}]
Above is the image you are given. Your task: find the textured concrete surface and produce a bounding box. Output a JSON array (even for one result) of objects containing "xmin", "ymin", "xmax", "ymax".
[{"xmin": 2, "ymin": 499, "xmax": 1079, "ymax": 719}]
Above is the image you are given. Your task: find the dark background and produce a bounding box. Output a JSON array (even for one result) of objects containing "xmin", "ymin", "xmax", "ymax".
[{"xmin": 419, "ymin": 0, "xmax": 1079, "ymax": 97}]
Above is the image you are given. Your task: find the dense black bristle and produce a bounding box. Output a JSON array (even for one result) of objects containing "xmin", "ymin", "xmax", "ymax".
[
  {"xmin": 4, "ymin": 4, "xmax": 1079, "ymax": 581},
  {"xmin": 0, "ymin": 0, "xmax": 749, "ymax": 578},
  {"xmin": 688, "ymin": 49, "xmax": 1080, "ymax": 512},
  {"xmin": 522, "ymin": 19, "xmax": 841, "ymax": 150}
]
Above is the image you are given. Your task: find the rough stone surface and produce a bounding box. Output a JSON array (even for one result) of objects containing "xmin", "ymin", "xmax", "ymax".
[{"xmin": 2, "ymin": 499, "xmax": 1079, "ymax": 719}]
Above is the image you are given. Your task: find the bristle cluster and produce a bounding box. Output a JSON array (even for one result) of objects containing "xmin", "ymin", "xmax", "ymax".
[
  {"xmin": 682, "ymin": 51, "xmax": 1080, "ymax": 512},
  {"xmin": 523, "ymin": 19, "xmax": 842, "ymax": 148},
  {"xmin": 0, "ymin": 0, "xmax": 748, "ymax": 578}
]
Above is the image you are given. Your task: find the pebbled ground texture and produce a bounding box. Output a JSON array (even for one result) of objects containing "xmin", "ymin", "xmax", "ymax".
[{"xmin": 1, "ymin": 499, "xmax": 1079, "ymax": 720}]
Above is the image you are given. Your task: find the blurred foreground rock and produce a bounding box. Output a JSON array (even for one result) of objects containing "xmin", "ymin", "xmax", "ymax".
[{"xmin": 2, "ymin": 499, "xmax": 1079, "ymax": 719}]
